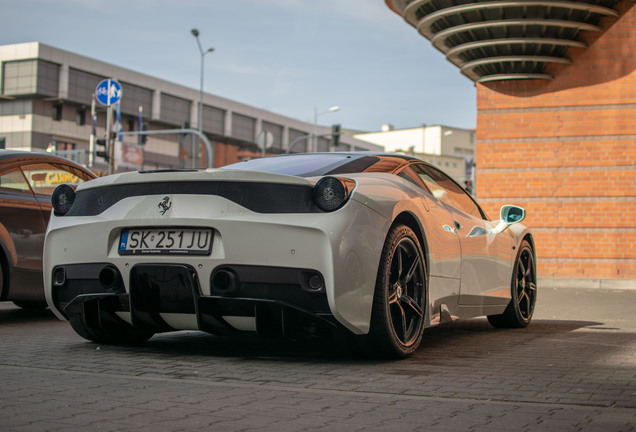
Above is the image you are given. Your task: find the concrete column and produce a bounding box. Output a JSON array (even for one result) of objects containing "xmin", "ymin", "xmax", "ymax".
[
  {"xmin": 58, "ymin": 62, "xmax": 69, "ymax": 100},
  {"xmin": 282, "ymin": 125, "xmax": 289, "ymax": 150},
  {"xmin": 152, "ymin": 90, "xmax": 161, "ymax": 121},
  {"xmin": 255, "ymin": 118, "xmax": 262, "ymax": 139},
  {"xmin": 224, "ymin": 110, "xmax": 232, "ymax": 137}
]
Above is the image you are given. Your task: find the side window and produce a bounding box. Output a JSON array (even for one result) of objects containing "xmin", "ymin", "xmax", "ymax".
[
  {"xmin": 21, "ymin": 163, "xmax": 90, "ymax": 197},
  {"xmin": 0, "ymin": 168, "xmax": 33, "ymax": 194},
  {"xmin": 397, "ymin": 169, "xmax": 430, "ymax": 192},
  {"xmin": 412, "ymin": 164, "xmax": 485, "ymax": 219}
]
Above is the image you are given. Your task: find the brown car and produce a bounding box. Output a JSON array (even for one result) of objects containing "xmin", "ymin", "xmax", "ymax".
[{"xmin": 0, "ymin": 150, "xmax": 96, "ymax": 309}]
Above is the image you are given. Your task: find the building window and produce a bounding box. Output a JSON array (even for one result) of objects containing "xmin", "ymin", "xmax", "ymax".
[
  {"xmin": 76, "ymin": 108, "xmax": 86, "ymax": 125},
  {"xmin": 159, "ymin": 93, "xmax": 190, "ymax": 125},
  {"xmin": 68, "ymin": 68, "xmax": 103, "ymax": 105},
  {"xmin": 52, "ymin": 103, "xmax": 63, "ymax": 121},
  {"xmin": 262, "ymin": 121, "xmax": 283, "ymax": 150},
  {"xmin": 0, "ymin": 137, "xmax": 5, "ymax": 149},
  {"xmin": 56, "ymin": 142, "xmax": 75, "ymax": 151},
  {"xmin": 288, "ymin": 128, "xmax": 309, "ymax": 153},
  {"xmin": 202, "ymin": 105, "xmax": 225, "ymax": 135},
  {"xmin": 231, "ymin": 113, "xmax": 256, "ymax": 142},
  {"xmin": 2, "ymin": 60, "xmax": 37, "ymax": 95}
]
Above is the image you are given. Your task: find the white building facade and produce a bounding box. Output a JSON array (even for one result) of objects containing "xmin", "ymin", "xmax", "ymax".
[
  {"xmin": 0, "ymin": 42, "xmax": 382, "ymax": 173},
  {"xmin": 354, "ymin": 125, "xmax": 475, "ymax": 186}
]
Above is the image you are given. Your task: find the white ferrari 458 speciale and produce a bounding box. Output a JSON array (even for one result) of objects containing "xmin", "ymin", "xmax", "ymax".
[{"xmin": 44, "ymin": 152, "xmax": 536, "ymax": 357}]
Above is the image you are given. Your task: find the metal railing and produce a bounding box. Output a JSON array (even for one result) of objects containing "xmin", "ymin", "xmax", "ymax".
[{"xmin": 51, "ymin": 149, "xmax": 88, "ymax": 165}]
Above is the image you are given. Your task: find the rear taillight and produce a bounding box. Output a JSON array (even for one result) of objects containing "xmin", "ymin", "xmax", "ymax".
[
  {"xmin": 51, "ymin": 184, "xmax": 76, "ymax": 216},
  {"xmin": 313, "ymin": 176, "xmax": 354, "ymax": 212}
]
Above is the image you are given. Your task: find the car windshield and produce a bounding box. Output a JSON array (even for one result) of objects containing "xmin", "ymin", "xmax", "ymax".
[{"xmin": 221, "ymin": 154, "xmax": 388, "ymax": 177}]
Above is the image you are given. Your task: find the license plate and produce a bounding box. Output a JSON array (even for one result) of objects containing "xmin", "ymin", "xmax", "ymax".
[{"xmin": 118, "ymin": 228, "xmax": 213, "ymax": 255}]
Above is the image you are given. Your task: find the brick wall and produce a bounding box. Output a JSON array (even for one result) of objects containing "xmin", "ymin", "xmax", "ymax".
[{"xmin": 476, "ymin": 3, "xmax": 636, "ymax": 279}]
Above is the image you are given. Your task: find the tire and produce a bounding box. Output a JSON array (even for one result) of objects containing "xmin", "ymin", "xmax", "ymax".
[
  {"xmin": 0, "ymin": 253, "xmax": 5, "ymax": 299},
  {"xmin": 12, "ymin": 300, "xmax": 48, "ymax": 310},
  {"xmin": 367, "ymin": 224, "xmax": 427, "ymax": 358},
  {"xmin": 488, "ymin": 240, "xmax": 537, "ymax": 328},
  {"xmin": 69, "ymin": 316, "xmax": 154, "ymax": 346}
]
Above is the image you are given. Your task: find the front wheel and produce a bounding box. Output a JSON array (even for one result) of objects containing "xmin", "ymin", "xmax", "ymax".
[
  {"xmin": 366, "ymin": 224, "xmax": 427, "ymax": 358},
  {"xmin": 488, "ymin": 240, "xmax": 537, "ymax": 328}
]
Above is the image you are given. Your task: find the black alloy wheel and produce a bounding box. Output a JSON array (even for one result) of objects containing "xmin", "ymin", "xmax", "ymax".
[
  {"xmin": 368, "ymin": 224, "xmax": 426, "ymax": 358},
  {"xmin": 488, "ymin": 239, "xmax": 537, "ymax": 328}
]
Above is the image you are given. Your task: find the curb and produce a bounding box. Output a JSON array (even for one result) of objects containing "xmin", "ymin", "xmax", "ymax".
[{"xmin": 538, "ymin": 277, "xmax": 636, "ymax": 290}]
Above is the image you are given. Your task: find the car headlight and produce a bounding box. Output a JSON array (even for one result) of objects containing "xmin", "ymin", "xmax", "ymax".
[
  {"xmin": 313, "ymin": 176, "xmax": 354, "ymax": 212},
  {"xmin": 51, "ymin": 184, "xmax": 76, "ymax": 216}
]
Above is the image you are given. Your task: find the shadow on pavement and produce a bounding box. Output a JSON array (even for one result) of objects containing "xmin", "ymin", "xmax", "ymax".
[
  {"xmin": 60, "ymin": 317, "xmax": 610, "ymax": 365},
  {"xmin": 0, "ymin": 304, "xmax": 56, "ymax": 325}
]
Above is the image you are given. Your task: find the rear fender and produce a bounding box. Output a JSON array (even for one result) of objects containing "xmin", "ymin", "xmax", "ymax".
[
  {"xmin": 0, "ymin": 223, "xmax": 17, "ymax": 267},
  {"xmin": 0, "ymin": 223, "xmax": 17, "ymax": 299}
]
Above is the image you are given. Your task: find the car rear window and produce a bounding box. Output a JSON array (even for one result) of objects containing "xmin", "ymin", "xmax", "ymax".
[{"xmin": 222, "ymin": 154, "xmax": 406, "ymax": 177}]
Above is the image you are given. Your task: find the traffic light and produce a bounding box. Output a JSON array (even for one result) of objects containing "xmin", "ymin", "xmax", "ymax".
[
  {"xmin": 95, "ymin": 138, "xmax": 108, "ymax": 161},
  {"xmin": 331, "ymin": 124, "xmax": 341, "ymax": 148},
  {"xmin": 464, "ymin": 180, "xmax": 472, "ymax": 194},
  {"xmin": 140, "ymin": 123, "xmax": 148, "ymax": 145}
]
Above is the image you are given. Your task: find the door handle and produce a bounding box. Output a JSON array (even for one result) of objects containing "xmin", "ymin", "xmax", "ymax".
[{"xmin": 18, "ymin": 229, "xmax": 33, "ymax": 238}]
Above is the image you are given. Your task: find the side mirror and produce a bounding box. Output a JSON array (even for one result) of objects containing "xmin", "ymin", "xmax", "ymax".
[
  {"xmin": 491, "ymin": 205, "xmax": 526, "ymax": 235},
  {"xmin": 501, "ymin": 205, "xmax": 525, "ymax": 224}
]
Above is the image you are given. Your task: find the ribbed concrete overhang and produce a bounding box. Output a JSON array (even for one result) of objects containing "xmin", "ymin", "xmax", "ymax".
[{"xmin": 385, "ymin": 0, "xmax": 622, "ymax": 82}]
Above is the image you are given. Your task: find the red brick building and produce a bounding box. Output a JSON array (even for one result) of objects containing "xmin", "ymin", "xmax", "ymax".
[{"xmin": 386, "ymin": 0, "xmax": 635, "ymax": 284}]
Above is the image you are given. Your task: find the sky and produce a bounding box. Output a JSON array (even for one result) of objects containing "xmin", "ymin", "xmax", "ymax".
[{"xmin": 1, "ymin": 0, "xmax": 477, "ymax": 132}]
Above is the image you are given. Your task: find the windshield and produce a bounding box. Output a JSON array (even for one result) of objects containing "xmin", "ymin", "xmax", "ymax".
[{"xmin": 221, "ymin": 154, "xmax": 384, "ymax": 177}]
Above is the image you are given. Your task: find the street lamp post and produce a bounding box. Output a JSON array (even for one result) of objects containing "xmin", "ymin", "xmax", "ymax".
[
  {"xmin": 191, "ymin": 28, "xmax": 214, "ymax": 167},
  {"xmin": 313, "ymin": 105, "xmax": 339, "ymax": 152}
]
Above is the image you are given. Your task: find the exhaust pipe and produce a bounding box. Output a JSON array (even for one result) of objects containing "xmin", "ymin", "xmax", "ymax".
[
  {"xmin": 53, "ymin": 267, "xmax": 66, "ymax": 287},
  {"xmin": 98, "ymin": 266, "xmax": 123, "ymax": 291},
  {"xmin": 211, "ymin": 268, "xmax": 240, "ymax": 294}
]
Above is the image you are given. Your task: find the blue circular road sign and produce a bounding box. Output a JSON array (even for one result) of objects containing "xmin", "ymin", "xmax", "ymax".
[{"xmin": 95, "ymin": 79, "xmax": 123, "ymax": 106}]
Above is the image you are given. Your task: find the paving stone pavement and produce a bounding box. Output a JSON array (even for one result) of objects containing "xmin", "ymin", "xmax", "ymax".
[{"xmin": 1, "ymin": 287, "xmax": 635, "ymax": 431}]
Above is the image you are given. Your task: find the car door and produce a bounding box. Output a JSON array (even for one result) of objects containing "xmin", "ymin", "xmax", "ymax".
[
  {"xmin": 0, "ymin": 166, "xmax": 47, "ymax": 271},
  {"xmin": 410, "ymin": 164, "xmax": 514, "ymax": 306},
  {"xmin": 396, "ymin": 166, "xmax": 461, "ymax": 281},
  {"xmin": 21, "ymin": 162, "xmax": 93, "ymax": 227}
]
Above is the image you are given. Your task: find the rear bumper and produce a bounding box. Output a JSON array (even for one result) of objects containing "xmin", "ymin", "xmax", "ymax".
[
  {"xmin": 53, "ymin": 262, "xmax": 338, "ymax": 338},
  {"xmin": 44, "ymin": 194, "xmax": 390, "ymax": 334}
]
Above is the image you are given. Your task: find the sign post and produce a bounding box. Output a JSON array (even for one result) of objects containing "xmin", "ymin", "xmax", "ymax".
[
  {"xmin": 89, "ymin": 94, "xmax": 96, "ymax": 168},
  {"xmin": 96, "ymin": 79, "xmax": 123, "ymax": 106},
  {"xmin": 95, "ymin": 79, "xmax": 123, "ymax": 174},
  {"xmin": 256, "ymin": 130, "xmax": 274, "ymax": 157}
]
